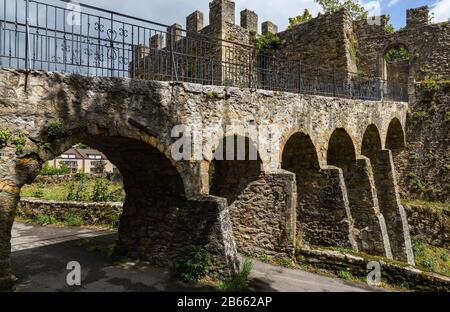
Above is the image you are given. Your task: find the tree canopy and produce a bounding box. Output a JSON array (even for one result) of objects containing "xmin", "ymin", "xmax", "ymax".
[
  {"xmin": 288, "ymin": 9, "xmax": 313, "ymax": 29},
  {"xmin": 315, "ymin": 0, "xmax": 368, "ymax": 20}
]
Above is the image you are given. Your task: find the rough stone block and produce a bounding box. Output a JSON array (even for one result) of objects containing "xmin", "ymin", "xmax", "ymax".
[
  {"xmin": 262, "ymin": 21, "xmax": 278, "ymax": 35},
  {"xmin": 240, "ymin": 9, "xmax": 258, "ymax": 33}
]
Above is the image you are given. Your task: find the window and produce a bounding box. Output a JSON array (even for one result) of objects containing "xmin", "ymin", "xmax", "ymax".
[
  {"xmin": 88, "ymin": 154, "xmax": 102, "ymax": 160},
  {"xmin": 61, "ymin": 154, "xmax": 76, "ymax": 159}
]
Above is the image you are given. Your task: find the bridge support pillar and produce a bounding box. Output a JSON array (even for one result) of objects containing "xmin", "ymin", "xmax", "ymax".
[
  {"xmin": 371, "ymin": 150, "xmax": 414, "ymax": 265},
  {"xmin": 343, "ymin": 157, "xmax": 393, "ymax": 258},
  {"xmin": 297, "ymin": 167, "xmax": 358, "ymax": 251},
  {"xmin": 0, "ymin": 184, "xmax": 18, "ymax": 291}
]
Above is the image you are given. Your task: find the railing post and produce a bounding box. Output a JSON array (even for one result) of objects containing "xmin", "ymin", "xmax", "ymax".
[{"xmin": 25, "ymin": 0, "xmax": 30, "ymax": 71}]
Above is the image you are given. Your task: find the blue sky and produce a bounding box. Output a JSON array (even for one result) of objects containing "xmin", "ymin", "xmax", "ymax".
[{"xmin": 79, "ymin": 0, "xmax": 450, "ymax": 32}]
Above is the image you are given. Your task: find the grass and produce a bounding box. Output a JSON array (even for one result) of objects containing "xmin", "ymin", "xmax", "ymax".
[
  {"xmin": 16, "ymin": 212, "xmax": 119, "ymax": 229},
  {"xmin": 337, "ymin": 269, "xmax": 355, "ymax": 280},
  {"xmin": 219, "ymin": 260, "xmax": 253, "ymax": 292},
  {"xmin": 412, "ymin": 238, "xmax": 450, "ymax": 276},
  {"xmin": 21, "ymin": 178, "xmax": 125, "ymax": 202},
  {"xmin": 402, "ymin": 199, "xmax": 449, "ymax": 211}
]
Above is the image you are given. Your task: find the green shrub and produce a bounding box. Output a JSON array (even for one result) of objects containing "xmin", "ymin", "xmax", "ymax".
[
  {"xmin": 414, "ymin": 179, "xmax": 427, "ymax": 192},
  {"xmin": 412, "ymin": 237, "xmax": 450, "ymax": 276},
  {"xmin": 174, "ymin": 245, "xmax": 212, "ymax": 283},
  {"xmin": 411, "ymin": 110, "xmax": 428, "ymax": 119},
  {"xmin": 422, "ymin": 75, "xmax": 442, "ymax": 93},
  {"xmin": 32, "ymin": 184, "xmax": 45, "ymax": 199},
  {"xmin": 65, "ymin": 214, "xmax": 85, "ymax": 226},
  {"xmin": 384, "ymin": 47, "xmax": 409, "ymax": 62},
  {"xmin": 0, "ymin": 129, "xmax": 11, "ymax": 147},
  {"xmin": 288, "ymin": 9, "xmax": 313, "ymax": 29},
  {"xmin": 91, "ymin": 179, "xmax": 110, "ymax": 202},
  {"xmin": 36, "ymin": 214, "xmax": 58, "ymax": 225},
  {"xmin": 205, "ymin": 91, "xmax": 220, "ymax": 101},
  {"xmin": 11, "ymin": 133, "xmax": 26, "ymax": 152},
  {"xmin": 252, "ymin": 32, "xmax": 282, "ymax": 55},
  {"xmin": 66, "ymin": 175, "xmax": 88, "ymax": 201},
  {"xmin": 219, "ymin": 260, "xmax": 253, "ymax": 292},
  {"xmin": 47, "ymin": 121, "xmax": 68, "ymax": 140},
  {"xmin": 39, "ymin": 162, "xmax": 71, "ymax": 176},
  {"xmin": 337, "ymin": 269, "xmax": 354, "ymax": 280}
]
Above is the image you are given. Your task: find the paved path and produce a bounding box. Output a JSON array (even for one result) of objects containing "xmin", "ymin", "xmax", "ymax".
[{"xmin": 11, "ymin": 222, "xmax": 381, "ymax": 292}]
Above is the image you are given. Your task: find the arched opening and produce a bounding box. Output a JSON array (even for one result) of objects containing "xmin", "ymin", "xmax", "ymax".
[
  {"xmin": 209, "ymin": 135, "xmax": 283, "ymax": 253},
  {"xmin": 327, "ymin": 128, "xmax": 389, "ymax": 256},
  {"xmin": 327, "ymin": 129, "xmax": 356, "ymax": 170},
  {"xmin": 382, "ymin": 44, "xmax": 410, "ymax": 100},
  {"xmin": 362, "ymin": 124, "xmax": 383, "ymax": 159},
  {"xmin": 386, "ymin": 118, "xmax": 406, "ymax": 152},
  {"xmin": 17, "ymin": 135, "xmax": 187, "ymax": 262},
  {"xmin": 386, "ymin": 117, "xmax": 407, "ymax": 194},
  {"xmin": 3, "ymin": 133, "xmax": 239, "ymax": 290},
  {"xmin": 281, "ymin": 133, "xmax": 320, "ymax": 244},
  {"xmin": 209, "ymin": 135, "xmax": 262, "ymax": 206}
]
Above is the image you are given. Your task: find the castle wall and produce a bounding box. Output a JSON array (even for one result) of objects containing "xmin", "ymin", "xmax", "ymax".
[
  {"xmin": 355, "ymin": 7, "xmax": 450, "ymax": 80},
  {"xmin": 276, "ymin": 9, "xmax": 356, "ymax": 73}
]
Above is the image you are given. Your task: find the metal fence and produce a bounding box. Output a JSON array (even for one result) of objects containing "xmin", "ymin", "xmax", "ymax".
[{"xmin": 0, "ymin": 0, "xmax": 408, "ymax": 102}]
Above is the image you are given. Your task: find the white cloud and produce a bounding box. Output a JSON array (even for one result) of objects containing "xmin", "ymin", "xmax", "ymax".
[
  {"xmin": 364, "ymin": 1, "xmax": 381, "ymax": 16},
  {"xmin": 80, "ymin": 0, "xmax": 321, "ymax": 32},
  {"xmin": 387, "ymin": 0, "xmax": 400, "ymax": 8},
  {"xmin": 431, "ymin": 0, "xmax": 450, "ymax": 23}
]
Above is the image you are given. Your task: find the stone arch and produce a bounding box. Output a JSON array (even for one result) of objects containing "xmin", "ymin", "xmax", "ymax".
[
  {"xmin": 379, "ymin": 41, "xmax": 412, "ymax": 101},
  {"xmin": 209, "ymin": 134, "xmax": 295, "ymax": 255},
  {"xmin": 327, "ymin": 128, "xmax": 357, "ymax": 169},
  {"xmin": 281, "ymin": 131, "xmax": 357, "ymax": 249},
  {"xmin": 380, "ymin": 41, "xmax": 412, "ymax": 79},
  {"xmin": 386, "ymin": 117, "xmax": 406, "ymax": 151},
  {"xmin": 0, "ymin": 128, "xmax": 238, "ymax": 290},
  {"xmin": 281, "ymin": 133, "xmax": 320, "ymax": 243},
  {"xmin": 362, "ymin": 124, "xmax": 383, "ymax": 158},
  {"xmin": 327, "ymin": 128, "xmax": 392, "ymax": 257},
  {"xmin": 209, "ymin": 135, "xmax": 262, "ymax": 206}
]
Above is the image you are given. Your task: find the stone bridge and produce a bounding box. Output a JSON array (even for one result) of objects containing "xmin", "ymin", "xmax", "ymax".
[{"xmin": 0, "ymin": 68, "xmax": 414, "ymax": 289}]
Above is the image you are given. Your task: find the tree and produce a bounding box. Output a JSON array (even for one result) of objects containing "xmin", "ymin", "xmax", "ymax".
[
  {"xmin": 384, "ymin": 15, "xmax": 395, "ymax": 33},
  {"xmin": 92, "ymin": 160, "xmax": 107, "ymax": 174},
  {"xmin": 314, "ymin": 0, "xmax": 368, "ymax": 20},
  {"xmin": 288, "ymin": 9, "xmax": 314, "ymax": 29},
  {"xmin": 252, "ymin": 32, "xmax": 282, "ymax": 55},
  {"xmin": 384, "ymin": 47, "xmax": 409, "ymax": 62}
]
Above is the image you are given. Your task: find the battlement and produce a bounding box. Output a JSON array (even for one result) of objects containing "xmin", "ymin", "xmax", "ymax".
[
  {"xmin": 406, "ymin": 6, "xmax": 429, "ymax": 28},
  {"xmin": 185, "ymin": 0, "xmax": 277, "ymax": 36}
]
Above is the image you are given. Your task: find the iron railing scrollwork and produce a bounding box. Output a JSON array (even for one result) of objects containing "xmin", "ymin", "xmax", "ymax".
[{"xmin": 0, "ymin": 0, "xmax": 408, "ymax": 102}]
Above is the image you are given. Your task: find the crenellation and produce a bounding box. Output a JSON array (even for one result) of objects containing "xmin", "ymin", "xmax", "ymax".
[
  {"xmin": 150, "ymin": 34, "xmax": 164, "ymax": 49},
  {"xmin": 187, "ymin": 10, "xmax": 204, "ymax": 33},
  {"xmin": 240, "ymin": 9, "xmax": 258, "ymax": 33},
  {"xmin": 209, "ymin": 0, "xmax": 235, "ymax": 26},
  {"xmin": 166, "ymin": 23, "xmax": 182, "ymax": 48},
  {"xmin": 407, "ymin": 6, "xmax": 429, "ymax": 29},
  {"xmin": 262, "ymin": 21, "xmax": 278, "ymax": 35}
]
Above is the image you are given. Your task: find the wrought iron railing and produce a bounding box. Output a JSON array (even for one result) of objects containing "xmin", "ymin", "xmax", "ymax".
[{"xmin": 0, "ymin": 0, "xmax": 408, "ymax": 102}]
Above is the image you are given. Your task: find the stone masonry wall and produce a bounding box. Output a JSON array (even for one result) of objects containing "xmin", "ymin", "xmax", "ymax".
[
  {"xmin": 396, "ymin": 83, "xmax": 450, "ymax": 202},
  {"xmin": 354, "ymin": 8, "xmax": 450, "ymax": 80},
  {"xmin": 277, "ymin": 9, "xmax": 356, "ymax": 73},
  {"xmin": 17, "ymin": 198, "xmax": 122, "ymax": 227},
  {"xmin": 226, "ymin": 172, "xmax": 296, "ymax": 257},
  {"xmin": 0, "ymin": 68, "xmax": 411, "ymax": 289},
  {"xmin": 404, "ymin": 203, "xmax": 450, "ymax": 249}
]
